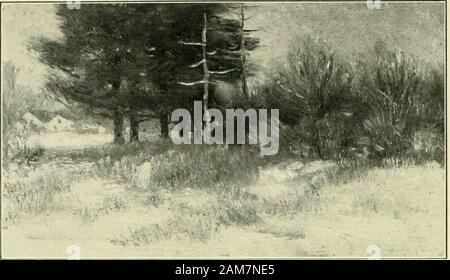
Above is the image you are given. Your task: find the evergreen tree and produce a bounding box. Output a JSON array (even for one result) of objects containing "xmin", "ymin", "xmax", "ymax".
[
  {"xmin": 32, "ymin": 4, "xmax": 260, "ymax": 142},
  {"xmin": 32, "ymin": 4, "xmax": 162, "ymax": 144}
]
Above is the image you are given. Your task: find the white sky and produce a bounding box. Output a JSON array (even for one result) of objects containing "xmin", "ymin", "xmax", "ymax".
[
  {"xmin": 1, "ymin": 2, "xmax": 445, "ymax": 94},
  {"xmin": 2, "ymin": 4, "xmax": 61, "ymax": 92}
]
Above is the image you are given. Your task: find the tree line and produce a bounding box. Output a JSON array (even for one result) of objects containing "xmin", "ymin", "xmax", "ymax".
[
  {"xmin": 32, "ymin": 4, "xmax": 444, "ymax": 162},
  {"xmin": 32, "ymin": 3, "xmax": 259, "ymax": 144},
  {"xmin": 264, "ymin": 37, "xmax": 444, "ymax": 161}
]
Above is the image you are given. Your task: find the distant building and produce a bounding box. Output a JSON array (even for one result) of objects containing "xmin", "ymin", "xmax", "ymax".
[
  {"xmin": 77, "ymin": 124, "xmax": 99, "ymax": 134},
  {"xmin": 45, "ymin": 115, "xmax": 75, "ymax": 132},
  {"xmin": 22, "ymin": 112, "xmax": 44, "ymax": 128}
]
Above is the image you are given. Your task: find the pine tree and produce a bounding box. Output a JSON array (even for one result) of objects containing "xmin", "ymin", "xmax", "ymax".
[
  {"xmin": 32, "ymin": 4, "xmax": 260, "ymax": 142},
  {"xmin": 172, "ymin": 4, "xmax": 260, "ymax": 137},
  {"xmin": 32, "ymin": 4, "xmax": 162, "ymax": 144}
]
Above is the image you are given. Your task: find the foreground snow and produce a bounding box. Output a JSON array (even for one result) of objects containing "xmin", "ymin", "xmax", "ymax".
[
  {"xmin": 3, "ymin": 159, "xmax": 445, "ymax": 259},
  {"xmin": 27, "ymin": 132, "xmax": 113, "ymax": 150}
]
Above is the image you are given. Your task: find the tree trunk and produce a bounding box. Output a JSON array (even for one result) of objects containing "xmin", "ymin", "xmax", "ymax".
[
  {"xmin": 240, "ymin": 3, "xmax": 249, "ymax": 99},
  {"xmin": 202, "ymin": 13, "xmax": 212, "ymax": 138},
  {"xmin": 113, "ymin": 110, "xmax": 125, "ymax": 145},
  {"xmin": 314, "ymin": 128, "xmax": 323, "ymax": 159},
  {"xmin": 129, "ymin": 112, "xmax": 139, "ymax": 142},
  {"xmin": 159, "ymin": 111, "xmax": 169, "ymax": 139}
]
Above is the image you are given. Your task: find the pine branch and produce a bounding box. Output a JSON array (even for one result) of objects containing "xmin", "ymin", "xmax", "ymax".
[
  {"xmin": 178, "ymin": 80, "xmax": 208, "ymax": 86},
  {"xmin": 178, "ymin": 80, "xmax": 219, "ymax": 86},
  {"xmin": 209, "ymin": 68, "xmax": 237, "ymax": 75},
  {"xmin": 189, "ymin": 59, "xmax": 205, "ymax": 68},
  {"xmin": 53, "ymin": 65, "xmax": 80, "ymax": 79},
  {"xmin": 179, "ymin": 41, "xmax": 205, "ymax": 47}
]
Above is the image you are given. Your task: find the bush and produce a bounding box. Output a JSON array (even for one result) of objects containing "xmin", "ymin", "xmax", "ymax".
[
  {"xmin": 415, "ymin": 68, "xmax": 444, "ymax": 136},
  {"xmin": 215, "ymin": 199, "xmax": 263, "ymax": 226},
  {"xmin": 112, "ymin": 214, "xmax": 218, "ymax": 246},
  {"xmin": 265, "ymin": 36, "xmax": 361, "ymax": 159},
  {"xmin": 92, "ymin": 140, "xmax": 172, "ymax": 186},
  {"xmin": 410, "ymin": 130, "xmax": 444, "ymax": 164},
  {"xmin": 357, "ymin": 41, "xmax": 425, "ymax": 160},
  {"xmin": 2, "ymin": 62, "xmax": 41, "ymax": 167},
  {"xmin": 146, "ymin": 145, "xmax": 260, "ymax": 191},
  {"xmin": 75, "ymin": 194, "xmax": 128, "ymax": 222},
  {"xmin": 92, "ymin": 141, "xmax": 260, "ymax": 192},
  {"xmin": 262, "ymin": 37, "xmax": 443, "ymax": 164},
  {"xmin": 3, "ymin": 169, "xmax": 74, "ymax": 226},
  {"xmin": 111, "ymin": 193, "xmax": 263, "ymax": 246},
  {"xmin": 10, "ymin": 145, "xmax": 45, "ymax": 166}
]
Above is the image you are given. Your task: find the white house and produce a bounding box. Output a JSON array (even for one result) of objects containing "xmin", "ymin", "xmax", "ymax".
[
  {"xmin": 45, "ymin": 115, "xmax": 75, "ymax": 132},
  {"xmin": 22, "ymin": 112, "xmax": 44, "ymax": 128}
]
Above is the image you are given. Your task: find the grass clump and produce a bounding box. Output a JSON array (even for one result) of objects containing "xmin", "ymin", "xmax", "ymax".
[
  {"xmin": 112, "ymin": 214, "xmax": 218, "ymax": 246},
  {"xmin": 75, "ymin": 194, "xmax": 128, "ymax": 222},
  {"xmin": 257, "ymin": 190, "xmax": 322, "ymax": 216},
  {"xmin": 91, "ymin": 141, "xmax": 262, "ymax": 192},
  {"xmin": 146, "ymin": 145, "xmax": 260, "ymax": 191},
  {"xmin": 142, "ymin": 192, "xmax": 163, "ymax": 208},
  {"xmin": 2, "ymin": 170, "xmax": 74, "ymax": 227},
  {"xmin": 214, "ymin": 199, "xmax": 263, "ymax": 227},
  {"xmin": 3, "ymin": 172, "xmax": 73, "ymax": 214},
  {"xmin": 112, "ymin": 193, "xmax": 264, "ymax": 246}
]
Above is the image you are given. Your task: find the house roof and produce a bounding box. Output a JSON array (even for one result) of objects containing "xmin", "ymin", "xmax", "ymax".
[
  {"xmin": 47, "ymin": 115, "xmax": 74, "ymax": 124},
  {"xmin": 23, "ymin": 112, "xmax": 44, "ymax": 126}
]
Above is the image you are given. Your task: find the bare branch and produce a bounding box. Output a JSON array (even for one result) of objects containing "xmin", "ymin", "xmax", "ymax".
[
  {"xmin": 52, "ymin": 65, "xmax": 80, "ymax": 79},
  {"xmin": 178, "ymin": 80, "xmax": 220, "ymax": 86},
  {"xmin": 178, "ymin": 80, "xmax": 208, "ymax": 86},
  {"xmin": 189, "ymin": 59, "xmax": 205, "ymax": 68},
  {"xmin": 179, "ymin": 41, "xmax": 205, "ymax": 47},
  {"xmin": 209, "ymin": 68, "xmax": 238, "ymax": 75}
]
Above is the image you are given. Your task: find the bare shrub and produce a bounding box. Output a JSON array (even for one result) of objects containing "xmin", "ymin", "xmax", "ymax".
[
  {"xmin": 2, "ymin": 62, "xmax": 42, "ymax": 166},
  {"xmin": 3, "ymin": 169, "xmax": 74, "ymax": 226}
]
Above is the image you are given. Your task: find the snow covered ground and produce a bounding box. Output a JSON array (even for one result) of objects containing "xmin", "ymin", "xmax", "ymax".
[{"xmin": 27, "ymin": 132, "xmax": 113, "ymax": 150}]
